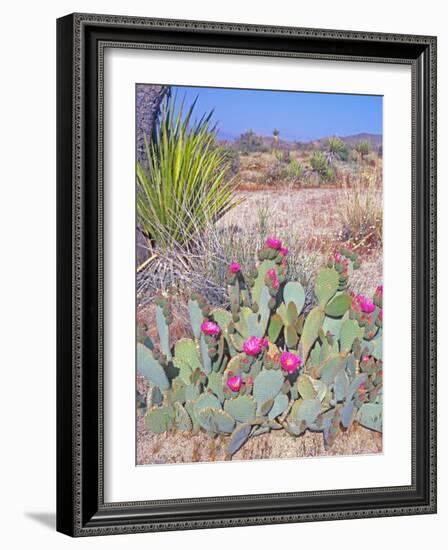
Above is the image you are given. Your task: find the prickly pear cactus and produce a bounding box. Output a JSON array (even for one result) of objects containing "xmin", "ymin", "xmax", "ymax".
[{"xmin": 139, "ymin": 239, "xmax": 383, "ymax": 458}]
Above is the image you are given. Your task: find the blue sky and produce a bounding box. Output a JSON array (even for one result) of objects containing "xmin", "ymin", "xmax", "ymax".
[{"xmin": 170, "ymin": 85, "xmax": 382, "ymax": 142}]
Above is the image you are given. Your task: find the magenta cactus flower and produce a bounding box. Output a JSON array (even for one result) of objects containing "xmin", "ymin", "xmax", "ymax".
[
  {"xmin": 227, "ymin": 375, "xmax": 242, "ymax": 392},
  {"xmin": 356, "ymin": 295, "xmax": 376, "ymax": 314},
  {"xmin": 243, "ymin": 336, "xmax": 268, "ymax": 356},
  {"xmin": 279, "ymin": 247, "xmax": 289, "ymax": 257},
  {"xmin": 280, "ymin": 351, "xmax": 301, "ymax": 374},
  {"xmin": 266, "ymin": 268, "xmax": 280, "ymax": 289},
  {"xmin": 334, "ymin": 252, "xmax": 342, "ymax": 263},
  {"xmin": 379, "ymin": 308, "xmax": 383, "ymax": 321},
  {"xmin": 375, "ymin": 284, "xmax": 383, "ymax": 296},
  {"xmin": 265, "ymin": 236, "xmax": 282, "ymax": 250},
  {"xmin": 229, "ymin": 262, "xmax": 241, "ymax": 274},
  {"xmin": 200, "ymin": 321, "xmax": 221, "ymax": 336}
]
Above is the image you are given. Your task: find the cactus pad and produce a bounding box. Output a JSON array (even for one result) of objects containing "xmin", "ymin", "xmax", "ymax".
[
  {"xmin": 137, "ymin": 343, "xmax": 170, "ymax": 390},
  {"xmin": 224, "ymin": 395, "xmax": 256, "ymax": 423}
]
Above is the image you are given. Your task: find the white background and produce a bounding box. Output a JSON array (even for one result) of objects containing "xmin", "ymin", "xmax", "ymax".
[
  {"xmin": 0, "ymin": 0, "xmax": 445, "ymax": 548},
  {"xmin": 105, "ymin": 49, "xmax": 412, "ymax": 501}
]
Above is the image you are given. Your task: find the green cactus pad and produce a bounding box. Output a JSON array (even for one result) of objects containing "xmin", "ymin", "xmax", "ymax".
[
  {"xmin": 300, "ymin": 306, "xmax": 325, "ymax": 360},
  {"xmin": 324, "ymin": 293, "xmax": 352, "ymax": 317},
  {"xmin": 185, "ymin": 383, "xmax": 200, "ymax": 402},
  {"xmin": 285, "ymin": 324, "xmax": 299, "ymax": 348},
  {"xmin": 334, "ymin": 370, "xmax": 349, "ymax": 402},
  {"xmin": 309, "ymin": 341, "xmax": 321, "ymax": 366},
  {"xmin": 193, "ymin": 392, "xmax": 222, "ymax": 417},
  {"xmin": 297, "ymin": 374, "xmax": 317, "ymax": 400},
  {"xmin": 197, "ymin": 407, "xmax": 235, "ymax": 433},
  {"xmin": 315, "ymin": 268, "xmax": 339, "ymax": 306},
  {"xmin": 268, "ymin": 393, "xmax": 289, "ymax": 420},
  {"xmin": 199, "ymin": 334, "xmax": 212, "ymax": 374},
  {"xmin": 357, "ymin": 403, "xmax": 382, "ymax": 432},
  {"xmin": 137, "ymin": 343, "xmax": 170, "ymax": 390},
  {"xmin": 268, "ymin": 313, "xmax": 283, "ymax": 343},
  {"xmin": 226, "ymin": 423, "xmax": 252, "ymax": 456},
  {"xmin": 253, "ymin": 369, "xmax": 284, "ymax": 411},
  {"xmin": 284, "ymin": 281, "xmax": 305, "ymax": 315},
  {"xmin": 137, "ymin": 325, "xmax": 154, "ymax": 350},
  {"xmin": 340, "ymin": 319, "xmax": 365, "ymax": 352},
  {"xmin": 319, "ymin": 354, "xmax": 345, "ymax": 385},
  {"xmin": 145, "ymin": 405, "xmax": 174, "ymax": 433},
  {"xmin": 284, "ymin": 421, "xmax": 306, "ymax": 436},
  {"xmin": 211, "ymin": 308, "xmax": 232, "ymax": 332},
  {"xmin": 188, "ymin": 298, "xmax": 203, "ymax": 340},
  {"xmin": 174, "ymin": 402, "xmax": 192, "ymax": 432},
  {"xmin": 347, "ymin": 373, "xmax": 368, "ymax": 401},
  {"xmin": 291, "ymin": 398, "xmax": 321, "ymax": 425},
  {"xmin": 259, "ymin": 286, "xmax": 271, "ymax": 332},
  {"xmin": 156, "ymin": 305, "xmax": 171, "ymax": 360},
  {"xmin": 341, "ymin": 400, "xmax": 356, "ymax": 429},
  {"xmin": 253, "ymin": 259, "xmax": 277, "ymax": 304},
  {"xmin": 224, "ymin": 395, "xmax": 256, "ymax": 423},
  {"xmin": 207, "ymin": 371, "xmax": 225, "ymax": 403},
  {"xmin": 146, "ymin": 385, "xmax": 164, "ymax": 408},
  {"xmin": 172, "ymin": 338, "xmax": 202, "ymax": 384}
]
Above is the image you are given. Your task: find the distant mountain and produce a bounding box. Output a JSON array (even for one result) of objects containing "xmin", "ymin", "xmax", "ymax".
[
  {"xmin": 337, "ymin": 133, "xmax": 382, "ymax": 148},
  {"xmin": 219, "ymin": 131, "xmax": 382, "ymax": 149}
]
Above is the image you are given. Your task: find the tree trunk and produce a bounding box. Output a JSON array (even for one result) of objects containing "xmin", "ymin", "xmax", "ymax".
[
  {"xmin": 136, "ymin": 84, "xmax": 169, "ymax": 166},
  {"xmin": 136, "ymin": 85, "xmax": 169, "ymax": 266}
]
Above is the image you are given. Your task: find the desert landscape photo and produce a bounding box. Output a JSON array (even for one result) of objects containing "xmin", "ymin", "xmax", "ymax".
[{"xmin": 135, "ymin": 84, "xmax": 383, "ymax": 464}]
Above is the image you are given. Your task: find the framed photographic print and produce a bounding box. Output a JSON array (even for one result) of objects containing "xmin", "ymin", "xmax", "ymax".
[{"xmin": 56, "ymin": 13, "xmax": 437, "ymax": 536}]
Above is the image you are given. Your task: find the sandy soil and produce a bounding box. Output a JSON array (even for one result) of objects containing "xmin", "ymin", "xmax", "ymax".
[{"xmin": 136, "ymin": 414, "xmax": 382, "ymax": 465}]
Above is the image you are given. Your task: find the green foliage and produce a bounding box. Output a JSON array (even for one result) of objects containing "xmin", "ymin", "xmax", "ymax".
[
  {"xmin": 141, "ymin": 242, "xmax": 383, "ymax": 457},
  {"xmin": 137, "ymin": 95, "xmax": 240, "ymax": 250},
  {"xmin": 310, "ymin": 151, "xmax": 328, "ymax": 174},
  {"xmin": 355, "ymin": 140, "xmax": 372, "ymax": 158},
  {"xmin": 327, "ymin": 136, "xmax": 348, "ymax": 160},
  {"xmin": 283, "ymin": 158, "xmax": 303, "ymax": 183}
]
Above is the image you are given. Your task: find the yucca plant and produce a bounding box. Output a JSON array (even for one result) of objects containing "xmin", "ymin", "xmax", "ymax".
[{"xmin": 137, "ymin": 95, "xmax": 240, "ymax": 250}]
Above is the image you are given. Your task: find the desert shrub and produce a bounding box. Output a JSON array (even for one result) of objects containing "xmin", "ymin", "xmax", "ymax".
[
  {"xmin": 236, "ymin": 129, "xmax": 269, "ymax": 154},
  {"xmin": 355, "ymin": 140, "xmax": 371, "ymax": 159},
  {"xmin": 137, "ymin": 95, "xmax": 240, "ymax": 250},
  {"xmin": 310, "ymin": 150, "xmax": 329, "ymax": 174},
  {"xmin": 282, "ymin": 158, "xmax": 303, "ymax": 184},
  {"xmin": 310, "ymin": 151, "xmax": 336, "ymax": 183},
  {"xmin": 138, "ymin": 241, "xmax": 383, "ymax": 457},
  {"xmin": 338, "ymin": 176, "xmax": 382, "ymax": 248},
  {"xmin": 327, "ymin": 137, "xmax": 348, "ymax": 161}
]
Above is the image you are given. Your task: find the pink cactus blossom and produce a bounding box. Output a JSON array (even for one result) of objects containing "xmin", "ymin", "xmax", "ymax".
[
  {"xmin": 359, "ymin": 383, "xmax": 365, "ymax": 393},
  {"xmin": 334, "ymin": 252, "xmax": 342, "ymax": 263},
  {"xmin": 356, "ymin": 295, "xmax": 376, "ymax": 314},
  {"xmin": 375, "ymin": 284, "xmax": 383, "ymax": 296},
  {"xmin": 266, "ymin": 268, "xmax": 280, "ymax": 289},
  {"xmin": 229, "ymin": 262, "xmax": 241, "ymax": 274},
  {"xmin": 200, "ymin": 321, "xmax": 221, "ymax": 336},
  {"xmin": 280, "ymin": 351, "xmax": 302, "ymax": 374},
  {"xmin": 227, "ymin": 375, "xmax": 242, "ymax": 392},
  {"xmin": 243, "ymin": 336, "xmax": 268, "ymax": 356},
  {"xmin": 279, "ymin": 247, "xmax": 289, "ymax": 257},
  {"xmin": 362, "ymin": 355, "xmax": 370, "ymax": 362},
  {"xmin": 379, "ymin": 309, "xmax": 383, "ymax": 321},
  {"xmin": 265, "ymin": 236, "xmax": 282, "ymax": 250}
]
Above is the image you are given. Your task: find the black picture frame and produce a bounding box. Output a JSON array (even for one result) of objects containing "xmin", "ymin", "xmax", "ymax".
[{"xmin": 56, "ymin": 13, "xmax": 437, "ymax": 537}]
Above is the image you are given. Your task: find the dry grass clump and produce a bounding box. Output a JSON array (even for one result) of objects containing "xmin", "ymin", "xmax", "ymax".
[{"xmin": 337, "ymin": 167, "xmax": 383, "ymax": 251}]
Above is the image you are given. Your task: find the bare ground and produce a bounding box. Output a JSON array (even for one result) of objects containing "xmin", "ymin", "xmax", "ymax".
[{"xmin": 137, "ymin": 414, "xmax": 382, "ymax": 465}]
